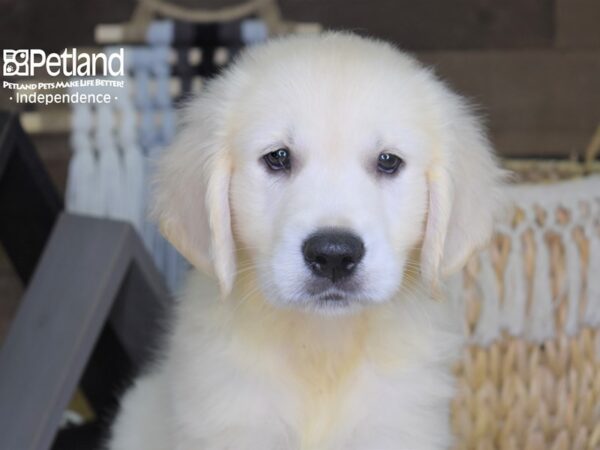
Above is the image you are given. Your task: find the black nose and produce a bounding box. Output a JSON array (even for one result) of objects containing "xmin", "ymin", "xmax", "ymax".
[{"xmin": 302, "ymin": 229, "xmax": 365, "ymax": 282}]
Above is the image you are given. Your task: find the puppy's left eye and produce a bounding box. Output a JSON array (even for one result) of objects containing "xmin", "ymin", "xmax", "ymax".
[
  {"xmin": 377, "ymin": 152, "xmax": 404, "ymax": 175},
  {"xmin": 263, "ymin": 148, "xmax": 291, "ymax": 172}
]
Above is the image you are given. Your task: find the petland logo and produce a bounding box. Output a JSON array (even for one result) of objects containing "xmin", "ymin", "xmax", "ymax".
[{"xmin": 3, "ymin": 48, "xmax": 124, "ymax": 77}]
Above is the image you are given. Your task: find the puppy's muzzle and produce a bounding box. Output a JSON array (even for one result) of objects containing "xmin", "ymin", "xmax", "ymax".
[{"xmin": 302, "ymin": 229, "xmax": 365, "ymax": 283}]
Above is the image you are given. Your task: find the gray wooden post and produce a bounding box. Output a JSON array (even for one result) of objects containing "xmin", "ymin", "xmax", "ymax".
[{"xmin": 0, "ymin": 213, "xmax": 171, "ymax": 450}]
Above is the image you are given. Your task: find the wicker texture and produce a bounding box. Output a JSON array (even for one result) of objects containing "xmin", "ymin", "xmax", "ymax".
[{"xmin": 451, "ymin": 175, "xmax": 600, "ymax": 450}]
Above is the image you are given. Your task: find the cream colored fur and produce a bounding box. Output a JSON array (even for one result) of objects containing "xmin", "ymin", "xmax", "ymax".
[{"xmin": 107, "ymin": 32, "xmax": 505, "ymax": 450}]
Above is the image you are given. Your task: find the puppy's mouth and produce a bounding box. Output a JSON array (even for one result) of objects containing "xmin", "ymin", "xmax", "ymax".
[
  {"xmin": 305, "ymin": 280, "xmax": 365, "ymax": 310},
  {"xmin": 317, "ymin": 291, "xmax": 346, "ymax": 301},
  {"xmin": 311, "ymin": 289, "xmax": 353, "ymax": 310},
  {"xmin": 305, "ymin": 276, "xmax": 362, "ymax": 296}
]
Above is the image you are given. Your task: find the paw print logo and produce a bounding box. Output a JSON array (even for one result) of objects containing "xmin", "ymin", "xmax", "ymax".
[{"xmin": 3, "ymin": 50, "xmax": 29, "ymax": 76}]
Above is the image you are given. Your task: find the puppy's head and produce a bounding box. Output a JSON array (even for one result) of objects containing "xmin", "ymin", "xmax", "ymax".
[{"xmin": 153, "ymin": 33, "xmax": 505, "ymax": 313}]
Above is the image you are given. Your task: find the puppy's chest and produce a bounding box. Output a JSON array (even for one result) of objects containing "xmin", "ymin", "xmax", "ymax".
[
  {"xmin": 279, "ymin": 332, "xmax": 381, "ymax": 449},
  {"xmin": 280, "ymin": 341, "xmax": 446, "ymax": 450},
  {"xmin": 225, "ymin": 302, "xmax": 435, "ymax": 448}
]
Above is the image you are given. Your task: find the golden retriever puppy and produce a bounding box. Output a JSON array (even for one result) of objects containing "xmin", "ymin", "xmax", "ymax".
[{"xmin": 107, "ymin": 32, "xmax": 505, "ymax": 450}]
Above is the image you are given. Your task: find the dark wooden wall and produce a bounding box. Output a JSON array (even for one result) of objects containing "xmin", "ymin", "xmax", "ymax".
[{"xmin": 1, "ymin": 0, "xmax": 599, "ymax": 333}]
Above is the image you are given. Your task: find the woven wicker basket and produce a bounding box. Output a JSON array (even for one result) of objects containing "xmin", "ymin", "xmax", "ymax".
[{"xmin": 450, "ymin": 128, "xmax": 600, "ymax": 450}]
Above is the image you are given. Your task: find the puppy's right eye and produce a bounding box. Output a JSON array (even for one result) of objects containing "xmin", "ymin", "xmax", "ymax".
[{"xmin": 263, "ymin": 148, "xmax": 291, "ymax": 172}]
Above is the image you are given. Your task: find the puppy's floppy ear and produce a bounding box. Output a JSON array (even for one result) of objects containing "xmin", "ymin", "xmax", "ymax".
[
  {"xmin": 152, "ymin": 95, "xmax": 236, "ymax": 295},
  {"xmin": 421, "ymin": 93, "xmax": 506, "ymax": 289}
]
